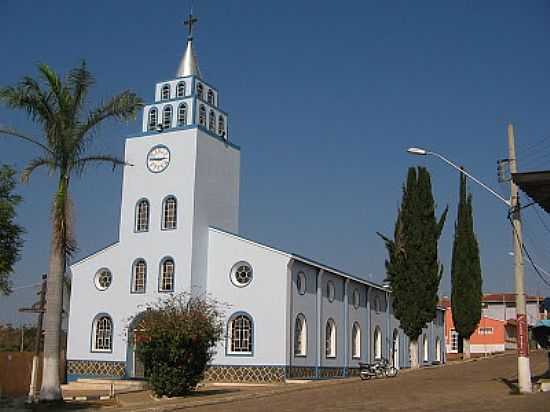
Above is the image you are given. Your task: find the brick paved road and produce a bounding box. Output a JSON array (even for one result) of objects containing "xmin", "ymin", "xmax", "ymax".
[{"xmin": 187, "ymin": 351, "xmax": 550, "ymax": 412}]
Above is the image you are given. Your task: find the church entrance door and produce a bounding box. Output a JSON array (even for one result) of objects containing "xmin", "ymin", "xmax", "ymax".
[{"xmin": 130, "ymin": 320, "xmax": 147, "ymax": 379}]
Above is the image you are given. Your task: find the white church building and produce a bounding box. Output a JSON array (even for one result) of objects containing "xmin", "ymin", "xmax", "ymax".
[{"xmin": 66, "ymin": 16, "xmax": 445, "ymax": 383}]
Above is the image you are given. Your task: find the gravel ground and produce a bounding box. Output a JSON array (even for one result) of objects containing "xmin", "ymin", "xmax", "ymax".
[{"xmin": 186, "ymin": 351, "xmax": 550, "ymax": 412}]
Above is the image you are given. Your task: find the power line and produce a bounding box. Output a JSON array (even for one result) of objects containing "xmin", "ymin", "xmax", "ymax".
[
  {"xmin": 10, "ymin": 282, "xmax": 41, "ymax": 291},
  {"xmin": 508, "ymin": 214, "xmax": 550, "ymax": 288}
]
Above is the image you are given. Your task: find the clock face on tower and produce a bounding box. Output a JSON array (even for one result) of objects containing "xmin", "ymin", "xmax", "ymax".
[{"xmin": 147, "ymin": 145, "xmax": 170, "ymax": 173}]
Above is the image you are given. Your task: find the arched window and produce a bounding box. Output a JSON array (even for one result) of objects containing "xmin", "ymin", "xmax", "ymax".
[
  {"xmin": 177, "ymin": 103, "xmax": 187, "ymax": 126},
  {"xmin": 294, "ymin": 314, "xmax": 307, "ymax": 356},
  {"xmin": 208, "ymin": 110, "xmax": 215, "ymax": 131},
  {"xmin": 162, "ymin": 196, "xmax": 177, "ymax": 230},
  {"xmin": 296, "ymin": 272, "xmax": 306, "ymax": 295},
  {"xmin": 392, "ymin": 329, "xmax": 400, "ymax": 369},
  {"xmin": 423, "ymin": 335, "xmax": 429, "ymax": 362},
  {"xmin": 207, "ymin": 89, "xmax": 215, "ymax": 105},
  {"xmin": 228, "ymin": 313, "xmax": 253, "ymax": 354},
  {"xmin": 148, "ymin": 108, "xmax": 158, "ymax": 131},
  {"xmin": 161, "ymin": 84, "xmax": 170, "ymax": 100},
  {"xmin": 92, "ymin": 315, "xmax": 113, "ymax": 352},
  {"xmin": 218, "ymin": 115, "xmax": 225, "ymax": 136},
  {"xmin": 435, "ymin": 336, "xmax": 441, "ymax": 362},
  {"xmin": 326, "ymin": 280, "xmax": 335, "ymax": 302},
  {"xmin": 325, "ymin": 318, "xmax": 336, "ymax": 358},
  {"xmin": 135, "ymin": 199, "xmax": 149, "ymax": 232},
  {"xmin": 196, "ymin": 83, "xmax": 204, "ymax": 100},
  {"xmin": 162, "ymin": 105, "xmax": 172, "ymax": 129},
  {"xmin": 159, "ymin": 258, "xmax": 175, "ymax": 292},
  {"xmin": 373, "ymin": 326, "xmax": 382, "ymax": 359},
  {"xmin": 353, "ymin": 289, "xmax": 360, "ymax": 309},
  {"xmin": 374, "ymin": 295, "xmax": 381, "ymax": 313},
  {"xmin": 131, "ymin": 259, "xmax": 147, "ymax": 293},
  {"xmin": 176, "ymin": 81, "xmax": 185, "ymax": 97},
  {"xmin": 352, "ymin": 322, "xmax": 361, "ymax": 359},
  {"xmin": 199, "ymin": 105, "xmax": 206, "ymax": 126}
]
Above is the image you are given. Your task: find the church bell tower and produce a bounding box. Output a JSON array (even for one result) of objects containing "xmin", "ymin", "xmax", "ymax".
[{"xmin": 118, "ymin": 12, "xmax": 240, "ymax": 295}]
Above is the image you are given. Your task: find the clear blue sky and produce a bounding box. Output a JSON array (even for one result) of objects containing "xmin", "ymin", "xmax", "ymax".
[{"xmin": 1, "ymin": 0, "xmax": 550, "ymax": 324}]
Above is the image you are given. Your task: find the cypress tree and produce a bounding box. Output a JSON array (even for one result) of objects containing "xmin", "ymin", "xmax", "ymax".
[
  {"xmin": 450, "ymin": 171, "xmax": 482, "ymax": 360},
  {"xmin": 378, "ymin": 167, "xmax": 447, "ymax": 368}
]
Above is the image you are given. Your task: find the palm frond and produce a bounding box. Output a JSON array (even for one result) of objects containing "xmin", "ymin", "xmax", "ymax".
[
  {"xmin": 75, "ymin": 90, "xmax": 143, "ymax": 149},
  {"xmin": 21, "ymin": 157, "xmax": 57, "ymax": 183},
  {"xmin": 38, "ymin": 64, "xmax": 72, "ymax": 116},
  {"xmin": 0, "ymin": 126, "xmax": 53, "ymax": 154},
  {"xmin": 0, "ymin": 78, "xmax": 54, "ymax": 125},
  {"xmin": 73, "ymin": 154, "xmax": 130, "ymax": 175},
  {"xmin": 67, "ymin": 61, "xmax": 94, "ymax": 120}
]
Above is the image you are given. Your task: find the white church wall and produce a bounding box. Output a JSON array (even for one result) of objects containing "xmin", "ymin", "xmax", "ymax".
[
  {"xmin": 347, "ymin": 281, "xmax": 369, "ymax": 367},
  {"xmin": 192, "ymin": 132, "xmax": 240, "ymax": 294},
  {"xmin": 368, "ymin": 288, "xmax": 389, "ymax": 362},
  {"xmin": 320, "ymin": 272, "xmax": 346, "ymax": 367},
  {"xmin": 206, "ymin": 228, "xmax": 291, "ymax": 367},
  {"xmin": 289, "ymin": 261, "xmax": 318, "ymax": 368},
  {"xmin": 118, "ymin": 130, "xmax": 199, "ymax": 292}
]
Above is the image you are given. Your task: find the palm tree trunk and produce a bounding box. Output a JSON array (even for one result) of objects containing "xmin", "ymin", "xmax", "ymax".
[
  {"xmin": 409, "ymin": 338, "xmax": 419, "ymax": 369},
  {"xmin": 39, "ymin": 177, "xmax": 68, "ymax": 401}
]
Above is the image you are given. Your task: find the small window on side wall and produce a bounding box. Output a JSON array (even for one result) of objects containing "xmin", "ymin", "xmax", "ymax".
[
  {"xmin": 327, "ymin": 280, "xmax": 335, "ymax": 302},
  {"xmin": 297, "ymin": 272, "xmax": 306, "ymax": 295}
]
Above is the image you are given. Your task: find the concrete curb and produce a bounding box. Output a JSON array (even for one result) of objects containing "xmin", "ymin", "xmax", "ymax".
[{"xmin": 63, "ymin": 395, "xmax": 112, "ymax": 401}]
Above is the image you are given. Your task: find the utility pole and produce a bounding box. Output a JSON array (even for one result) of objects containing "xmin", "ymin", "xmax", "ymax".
[
  {"xmin": 508, "ymin": 123, "xmax": 532, "ymax": 393},
  {"xmin": 19, "ymin": 274, "xmax": 47, "ymax": 403}
]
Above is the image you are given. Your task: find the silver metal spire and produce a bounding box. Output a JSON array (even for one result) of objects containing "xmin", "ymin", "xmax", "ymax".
[{"xmin": 176, "ymin": 12, "xmax": 201, "ymax": 78}]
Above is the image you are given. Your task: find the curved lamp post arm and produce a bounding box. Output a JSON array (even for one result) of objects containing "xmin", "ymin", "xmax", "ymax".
[{"xmin": 407, "ymin": 147, "xmax": 511, "ymax": 207}]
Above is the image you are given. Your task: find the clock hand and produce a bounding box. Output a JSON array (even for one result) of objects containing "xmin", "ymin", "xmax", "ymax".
[{"xmin": 149, "ymin": 157, "xmax": 167, "ymax": 161}]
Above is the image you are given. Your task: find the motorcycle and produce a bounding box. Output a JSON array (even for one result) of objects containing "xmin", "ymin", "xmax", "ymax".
[{"xmin": 359, "ymin": 357, "xmax": 399, "ymax": 380}]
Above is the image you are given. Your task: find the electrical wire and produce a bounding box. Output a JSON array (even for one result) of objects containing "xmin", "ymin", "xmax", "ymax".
[
  {"xmin": 507, "ymin": 214, "xmax": 550, "ymax": 288},
  {"xmin": 10, "ymin": 282, "xmax": 41, "ymax": 291}
]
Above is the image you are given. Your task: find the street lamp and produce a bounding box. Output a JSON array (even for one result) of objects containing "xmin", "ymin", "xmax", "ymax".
[
  {"xmin": 407, "ymin": 148, "xmax": 511, "ymax": 207},
  {"xmin": 407, "ymin": 144, "xmax": 532, "ymax": 393}
]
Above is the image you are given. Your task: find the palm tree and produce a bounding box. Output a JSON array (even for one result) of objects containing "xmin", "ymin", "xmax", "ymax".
[{"xmin": 0, "ymin": 62, "xmax": 143, "ymax": 401}]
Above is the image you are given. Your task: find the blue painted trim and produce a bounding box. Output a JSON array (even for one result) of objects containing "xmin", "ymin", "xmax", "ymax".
[
  {"xmin": 136, "ymin": 123, "xmax": 239, "ymax": 151},
  {"xmin": 225, "ymin": 311, "xmax": 255, "ymax": 357},
  {"xmin": 160, "ymin": 195, "xmax": 178, "ymax": 231},
  {"xmin": 146, "ymin": 96, "xmax": 194, "ymax": 106},
  {"xmin": 158, "ymin": 256, "xmax": 176, "ymax": 293},
  {"xmin": 90, "ymin": 313, "xmax": 114, "ymax": 353},
  {"xmin": 130, "ymin": 258, "xmax": 147, "ymax": 294}
]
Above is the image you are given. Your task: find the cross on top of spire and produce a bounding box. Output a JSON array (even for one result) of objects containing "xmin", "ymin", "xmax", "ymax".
[{"xmin": 184, "ymin": 12, "xmax": 198, "ymax": 40}]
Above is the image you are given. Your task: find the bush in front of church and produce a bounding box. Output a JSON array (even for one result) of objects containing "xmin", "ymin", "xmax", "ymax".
[{"xmin": 135, "ymin": 294, "xmax": 224, "ymax": 397}]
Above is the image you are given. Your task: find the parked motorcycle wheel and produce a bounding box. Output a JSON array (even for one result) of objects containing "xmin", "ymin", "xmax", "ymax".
[
  {"xmin": 385, "ymin": 366, "xmax": 398, "ymax": 378},
  {"xmin": 360, "ymin": 372, "xmax": 371, "ymax": 380}
]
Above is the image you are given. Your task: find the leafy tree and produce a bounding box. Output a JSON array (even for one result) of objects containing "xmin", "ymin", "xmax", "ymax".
[
  {"xmin": 135, "ymin": 294, "xmax": 223, "ymax": 397},
  {"xmin": 378, "ymin": 167, "xmax": 448, "ymax": 368},
  {"xmin": 451, "ymin": 171, "xmax": 482, "ymax": 360},
  {"xmin": 0, "ymin": 165, "xmax": 24, "ymax": 295},
  {"xmin": 0, "ymin": 323, "xmax": 37, "ymax": 352},
  {"xmin": 0, "ymin": 62, "xmax": 142, "ymax": 400}
]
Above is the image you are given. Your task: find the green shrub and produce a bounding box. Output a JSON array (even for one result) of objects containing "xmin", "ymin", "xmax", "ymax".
[{"xmin": 135, "ymin": 294, "xmax": 223, "ymax": 397}]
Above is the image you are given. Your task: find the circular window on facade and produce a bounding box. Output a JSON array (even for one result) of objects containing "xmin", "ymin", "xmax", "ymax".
[
  {"xmin": 353, "ymin": 289, "xmax": 360, "ymax": 309},
  {"xmin": 297, "ymin": 272, "xmax": 306, "ymax": 295},
  {"xmin": 94, "ymin": 268, "xmax": 112, "ymax": 291},
  {"xmin": 230, "ymin": 261, "xmax": 253, "ymax": 287},
  {"xmin": 327, "ymin": 280, "xmax": 335, "ymax": 302}
]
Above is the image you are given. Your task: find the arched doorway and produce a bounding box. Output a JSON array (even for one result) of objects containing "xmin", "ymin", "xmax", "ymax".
[
  {"xmin": 127, "ymin": 314, "xmax": 147, "ymax": 379},
  {"xmin": 392, "ymin": 329, "xmax": 400, "ymax": 369}
]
